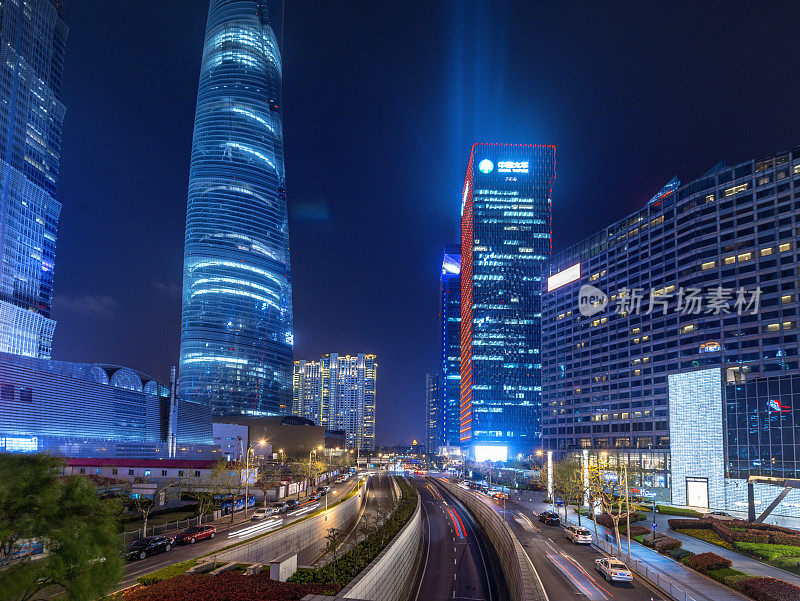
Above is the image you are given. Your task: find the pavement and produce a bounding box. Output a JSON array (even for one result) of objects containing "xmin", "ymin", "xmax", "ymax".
[
  {"xmin": 502, "ymin": 489, "xmax": 749, "ymax": 601},
  {"xmin": 117, "ymin": 473, "xmax": 361, "ymax": 590},
  {"xmin": 411, "ymin": 475, "xmax": 500, "ymax": 601}
]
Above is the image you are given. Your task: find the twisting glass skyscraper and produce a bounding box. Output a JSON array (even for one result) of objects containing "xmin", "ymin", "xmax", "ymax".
[
  {"xmin": 0, "ymin": 0, "xmax": 66, "ymax": 359},
  {"xmin": 179, "ymin": 0, "xmax": 293, "ymax": 418}
]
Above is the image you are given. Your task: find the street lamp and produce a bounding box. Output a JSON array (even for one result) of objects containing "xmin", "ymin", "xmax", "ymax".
[
  {"xmin": 243, "ymin": 440, "xmax": 267, "ymax": 518},
  {"xmin": 307, "ymin": 445, "xmax": 323, "ymax": 498}
]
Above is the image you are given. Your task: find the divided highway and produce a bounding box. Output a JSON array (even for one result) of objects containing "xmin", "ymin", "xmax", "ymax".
[{"xmin": 412, "ymin": 475, "xmax": 501, "ymax": 601}]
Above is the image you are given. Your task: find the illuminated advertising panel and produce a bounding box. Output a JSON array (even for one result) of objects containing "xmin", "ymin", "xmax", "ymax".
[
  {"xmin": 547, "ymin": 263, "xmax": 581, "ymax": 292},
  {"xmin": 474, "ymin": 445, "xmax": 508, "ymax": 462}
]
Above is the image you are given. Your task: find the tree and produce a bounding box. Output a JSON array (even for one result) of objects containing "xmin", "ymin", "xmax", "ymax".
[
  {"xmin": 0, "ymin": 454, "xmax": 123, "ymax": 601},
  {"xmin": 121, "ymin": 477, "xmax": 184, "ymax": 537},
  {"xmin": 552, "ymin": 457, "xmax": 587, "ymax": 526},
  {"xmin": 254, "ymin": 462, "xmax": 283, "ymax": 506},
  {"xmin": 324, "ymin": 527, "xmax": 341, "ymax": 583},
  {"xmin": 587, "ymin": 452, "xmax": 636, "ymax": 557},
  {"xmin": 210, "ymin": 461, "xmax": 244, "ymax": 523}
]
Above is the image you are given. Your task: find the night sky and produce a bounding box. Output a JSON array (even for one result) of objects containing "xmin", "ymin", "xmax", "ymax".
[{"xmin": 51, "ymin": 1, "xmax": 800, "ymax": 445}]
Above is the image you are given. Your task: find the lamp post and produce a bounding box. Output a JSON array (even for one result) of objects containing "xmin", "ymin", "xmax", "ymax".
[
  {"xmin": 244, "ymin": 440, "xmax": 267, "ymax": 518},
  {"xmin": 308, "ymin": 445, "xmax": 322, "ymax": 498}
]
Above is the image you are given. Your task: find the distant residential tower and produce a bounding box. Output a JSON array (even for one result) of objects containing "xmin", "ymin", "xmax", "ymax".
[{"xmin": 292, "ymin": 353, "xmax": 377, "ymax": 453}]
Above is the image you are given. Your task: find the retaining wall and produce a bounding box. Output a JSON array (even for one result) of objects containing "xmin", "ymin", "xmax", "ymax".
[
  {"xmin": 214, "ymin": 478, "xmax": 368, "ymax": 565},
  {"xmin": 337, "ymin": 492, "xmax": 423, "ymax": 601},
  {"xmin": 434, "ymin": 479, "xmax": 548, "ymax": 601}
]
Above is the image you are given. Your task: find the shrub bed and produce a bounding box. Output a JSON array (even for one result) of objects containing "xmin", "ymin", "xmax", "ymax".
[
  {"xmin": 122, "ymin": 572, "xmax": 339, "ymax": 601},
  {"xmin": 734, "ymin": 542, "xmax": 800, "ymax": 562},
  {"xmin": 739, "ymin": 576, "xmax": 800, "ymax": 601},
  {"xmin": 725, "ymin": 573, "xmax": 758, "ymax": 590},
  {"xmin": 684, "ymin": 551, "xmax": 732, "ymax": 573},
  {"xmin": 641, "ymin": 533, "xmax": 682, "ymax": 553},
  {"xmin": 595, "ymin": 512, "xmax": 646, "ymax": 530},
  {"xmin": 665, "ymin": 547, "xmax": 694, "ymax": 561},
  {"xmin": 290, "ymin": 476, "xmax": 418, "ymax": 586},
  {"xmin": 678, "ymin": 528, "xmax": 735, "ymax": 550},
  {"xmin": 668, "ymin": 518, "xmax": 711, "ymax": 531},
  {"xmin": 623, "ymin": 525, "xmax": 650, "ymax": 537},
  {"xmin": 707, "ymin": 567, "xmax": 748, "ymax": 584}
]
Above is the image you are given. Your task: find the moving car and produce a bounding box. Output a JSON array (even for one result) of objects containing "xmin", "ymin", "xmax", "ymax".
[
  {"xmin": 701, "ymin": 511, "xmax": 738, "ymax": 521},
  {"xmin": 317, "ymin": 485, "xmax": 331, "ymax": 494},
  {"xmin": 273, "ymin": 501, "xmax": 289, "ymax": 513},
  {"xmin": 309, "ymin": 492, "xmax": 321, "ymax": 501},
  {"xmin": 176, "ymin": 525, "xmax": 216, "ymax": 544},
  {"xmin": 126, "ymin": 536, "xmax": 174, "ymax": 560},
  {"xmin": 286, "ymin": 499, "xmax": 299, "ymax": 510},
  {"xmin": 492, "ymin": 491, "xmax": 508, "ymax": 500},
  {"xmin": 563, "ymin": 525, "xmax": 592, "ymax": 544},
  {"xmin": 595, "ymin": 558, "xmax": 633, "ymax": 582},
  {"xmin": 251, "ymin": 507, "xmax": 275, "ymax": 520},
  {"xmin": 538, "ymin": 511, "xmax": 561, "ymax": 526}
]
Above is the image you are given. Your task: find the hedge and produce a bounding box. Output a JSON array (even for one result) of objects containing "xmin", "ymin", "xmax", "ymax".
[
  {"xmin": 684, "ymin": 551, "xmax": 732, "ymax": 573},
  {"xmin": 707, "ymin": 567, "xmax": 748, "ymax": 584},
  {"xmin": 124, "ymin": 572, "xmax": 340, "ymax": 601},
  {"xmin": 668, "ymin": 518, "xmax": 711, "ymax": 531},
  {"xmin": 734, "ymin": 542, "xmax": 800, "ymax": 562},
  {"xmin": 595, "ymin": 512, "xmax": 646, "ymax": 530},
  {"xmin": 623, "ymin": 525, "xmax": 651, "ymax": 537},
  {"xmin": 290, "ymin": 476, "xmax": 418, "ymax": 586},
  {"xmin": 739, "ymin": 577, "xmax": 800, "ymax": 601},
  {"xmin": 137, "ymin": 559, "xmax": 198, "ymax": 585},
  {"xmin": 665, "ymin": 548, "xmax": 694, "ymax": 561}
]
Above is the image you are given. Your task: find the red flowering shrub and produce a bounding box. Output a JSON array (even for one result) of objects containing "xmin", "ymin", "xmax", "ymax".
[
  {"xmin": 772, "ymin": 534, "xmax": 800, "ymax": 546},
  {"xmin": 668, "ymin": 518, "xmax": 710, "ymax": 531},
  {"xmin": 121, "ymin": 572, "xmax": 341, "ymax": 601},
  {"xmin": 626, "ymin": 525, "xmax": 651, "ymax": 537},
  {"xmin": 684, "ymin": 551, "xmax": 732, "ymax": 573},
  {"xmin": 739, "ymin": 577, "xmax": 800, "ymax": 601},
  {"xmin": 640, "ymin": 533, "xmax": 682, "ymax": 553}
]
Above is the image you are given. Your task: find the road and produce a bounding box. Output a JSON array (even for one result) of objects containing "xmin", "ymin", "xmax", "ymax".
[
  {"xmin": 463, "ymin": 484, "xmax": 666, "ymax": 601},
  {"xmin": 118, "ymin": 474, "xmax": 360, "ymax": 590},
  {"xmin": 411, "ymin": 475, "xmax": 502, "ymax": 601}
]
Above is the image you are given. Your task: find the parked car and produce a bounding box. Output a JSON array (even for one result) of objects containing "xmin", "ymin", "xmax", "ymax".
[
  {"xmin": 126, "ymin": 536, "xmax": 175, "ymax": 560},
  {"xmin": 563, "ymin": 525, "xmax": 592, "ymax": 544},
  {"xmin": 251, "ymin": 507, "xmax": 276, "ymax": 521},
  {"xmin": 491, "ymin": 491, "xmax": 507, "ymax": 500},
  {"xmin": 309, "ymin": 492, "xmax": 321, "ymax": 501},
  {"xmin": 176, "ymin": 525, "xmax": 216, "ymax": 544},
  {"xmin": 538, "ymin": 511, "xmax": 561, "ymax": 526},
  {"xmin": 317, "ymin": 485, "xmax": 331, "ymax": 494},
  {"xmin": 595, "ymin": 558, "xmax": 633, "ymax": 582},
  {"xmin": 702, "ymin": 511, "xmax": 737, "ymax": 520},
  {"xmin": 286, "ymin": 499, "xmax": 299, "ymax": 510},
  {"xmin": 273, "ymin": 501, "xmax": 289, "ymax": 513}
]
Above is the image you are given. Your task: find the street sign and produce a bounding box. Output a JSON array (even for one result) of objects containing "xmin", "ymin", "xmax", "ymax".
[{"xmin": 652, "ymin": 522, "xmax": 658, "ymax": 531}]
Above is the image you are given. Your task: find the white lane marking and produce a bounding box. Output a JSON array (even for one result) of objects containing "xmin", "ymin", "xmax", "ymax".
[
  {"xmin": 288, "ymin": 503, "xmax": 320, "ymax": 517},
  {"xmin": 228, "ymin": 518, "xmax": 282, "ymax": 538}
]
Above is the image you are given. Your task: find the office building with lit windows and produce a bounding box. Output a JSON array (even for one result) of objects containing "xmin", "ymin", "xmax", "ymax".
[
  {"xmin": 460, "ymin": 143, "xmax": 557, "ymax": 460},
  {"xmin": 425, "ymin": 373, "xmax": 440, "ymax": 453},
  {"xmin": 543, "ymin": 147, "xmax": 800, "ymax": 514},
  {"xmin": 292, "ymin": 353, "xmax": 377, "ymax": 453},
  {"xmin": 439, "ymin": 244, "xmax": 462, "ymax": 448},
  {"xmin": 178, "ymin": 0, "xmax": 293, "ymax": 419},
  {"xmin": 0, "ymin": 0, "xmax": 67, "ymax": 359}
]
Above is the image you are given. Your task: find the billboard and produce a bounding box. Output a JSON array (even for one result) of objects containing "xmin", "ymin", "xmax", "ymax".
[
  {"xmin": 547, "ymin": 263, "xmax": 581, "ymax": 292},
  {"xmin": 474, "ymin": 445, "xmax": 508, "ymax": 462}
]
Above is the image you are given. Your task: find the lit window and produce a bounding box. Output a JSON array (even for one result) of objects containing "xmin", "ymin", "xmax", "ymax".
[
  {"xmin": 701, "ymin": 261, "xmax": 716, "ymax": 271},
  {"xmin": 737, "ymin": 252, "xmax": 752, "ymax": 262},
  {"xmin": 680, "ymin": 324, "xmax": 696, "ymax": 334},
  {"xmin": 779, "ymin": 243, "xmax": 792, "ymax": 253},
  {"xmin": 783, "ymin": 321, "xmax": 794, "ymax": 330},
  {"xmin": 766, "ymin": 323, "xmax": 780, "ymax": 332},
  {"xmin": 760, "ymin": 247, "xmax": 774, "ymax": 256},
  {"xmin": 724, "ymin": 183, "xmax": 749, "ymax": 196},
  {"xmin": 782, "ymin": 295, "xmax": 794, "ymax": 304},
  {"xmin": 144, "ymin": 470, "xmax": 151, "ymax": 476},
  {"xmin": 723, "ymin": 256, "xmax": 735, "ymax": 265}
]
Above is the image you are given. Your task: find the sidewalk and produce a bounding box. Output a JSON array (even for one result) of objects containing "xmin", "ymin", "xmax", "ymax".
[
  {"xmin": 506, "ymin": 491, "xmax": 748, "ymax": 601},
  {"xmin": 650, "ymin": 512, "xmax": 800, "ymax": 586}
]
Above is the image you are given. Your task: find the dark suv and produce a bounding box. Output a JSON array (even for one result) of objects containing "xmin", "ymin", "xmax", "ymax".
[{"xmin": 538, "ymin": 511, "xmax": 561, "ymax": 526}]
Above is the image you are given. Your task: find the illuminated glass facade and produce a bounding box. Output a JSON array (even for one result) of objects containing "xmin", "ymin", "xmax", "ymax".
[
  {"xmin": 179, "ymin": 0, "xmax": 293, "ymax": 418},
  {"xmin": 0, "ymin": 351, "xmax": 215, "ymax": 458},
  {"xmin": 543, "ymin": 147, "xmax": 800, "ymax": 460},
  {"xmin": 460, "ymin": 143, "xmax": 557, "ymax": 457},
  {"xmin": 292, "ymin": 353, "xmax": 377, "ymax": 452},
  {"xmin": 440, "ymin": 244, "xmax": 461, "ymax": 447},
  {"xmin": 425, "ymin": 372, "xmax": 440, "ymax": 453},
  {"xmin": 0, "ymin": 0, "xmax": 66, "ymax": 358}
]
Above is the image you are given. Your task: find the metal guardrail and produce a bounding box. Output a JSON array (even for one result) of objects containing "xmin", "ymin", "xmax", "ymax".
[{"xmin": 123, "ymin": 513, "xmax": 213, "ymax": 542}]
